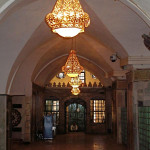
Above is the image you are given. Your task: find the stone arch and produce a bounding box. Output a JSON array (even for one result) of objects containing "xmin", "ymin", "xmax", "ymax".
[
  {"xmin": 0, "ymin": 0, "xmax": 149, "ymax": 97},
  {"xmin": 65, "ymin": 98, "xmax": 87, "ymax": 107}
]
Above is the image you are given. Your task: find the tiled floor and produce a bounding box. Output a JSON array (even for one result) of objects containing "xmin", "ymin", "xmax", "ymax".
[{"xmin": 12, "ymin": 133, "xmax": 127, "ymax": 150}]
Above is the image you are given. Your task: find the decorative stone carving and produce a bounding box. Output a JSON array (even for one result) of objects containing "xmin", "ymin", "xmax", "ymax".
[
  {"xmin": 134, "ymin": 70, "xmax": 150, "ymax": 81},
  {"xmin": 62, "ymin": 82, "xmax": 66, "ymax": 87},
  {"xmin": 88, "ymin": 82, "xmax": 92, "ymax": 87},
  {"xmin": 142, "ymin": 34, "xmax": 150, "ymax": 50},
  {"xmin": 57, "ymin": 82, "xmax": 61, "ymax": 87},
  {"xmin": 53, "ymin": 82, "xmax": 56, "ymax": 87},
  {"xmin": 46, "ymin": 81, "xmax": 103, "ymax": 88},
  {"xmin": 12, "ymin": 109, "xmax": 22, "ymax": 127},
  {"xmin": 93, "ymin": 82, "xmax": 97, "ymax": 87}
]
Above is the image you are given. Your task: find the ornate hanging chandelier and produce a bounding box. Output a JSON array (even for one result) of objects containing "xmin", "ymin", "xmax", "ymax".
[
  {"xmin": 62, "ymin": 50, "xmax": 83, "ymax": 77},
  {"xmin": 71, "ymin": 87, "xmax": 80, "ymax": 95},
  {"xmin": 69, "ymin": 77, "xmax": 82, "ymax": 88},
  {"xmin": 45, "ymin": 0, "xmax": 90, "ymax": 37}
]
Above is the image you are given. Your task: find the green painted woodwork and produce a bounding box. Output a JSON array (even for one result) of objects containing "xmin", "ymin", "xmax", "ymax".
[{"xmin": 138, "ymin": 107, "xmax": 150, "ymax": 150}]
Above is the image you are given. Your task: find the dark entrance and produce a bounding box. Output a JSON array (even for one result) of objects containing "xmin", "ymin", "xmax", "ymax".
[{"xmin": 65, "ymin": 99, "xmax": 86, "ymax": 133}]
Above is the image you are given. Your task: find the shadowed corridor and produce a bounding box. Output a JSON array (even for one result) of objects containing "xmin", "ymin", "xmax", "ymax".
[{"xmin": 12, "ymin": 133, "xmax": 127, "ymax": 150}]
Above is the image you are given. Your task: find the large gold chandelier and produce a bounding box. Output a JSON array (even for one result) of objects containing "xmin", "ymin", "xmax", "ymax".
[
  {"xmin": 62, "ymin": 50, "xmax": 83, "ymax": 77},
  {"xmin": 45, "ymin": 0, "xmax": 90, "ymax": 37}
]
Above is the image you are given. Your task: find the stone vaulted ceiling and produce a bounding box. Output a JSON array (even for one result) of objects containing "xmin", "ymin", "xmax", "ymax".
[{"xmin": 0, "ymin": 0, "xmax": 150, "ymax": 95}]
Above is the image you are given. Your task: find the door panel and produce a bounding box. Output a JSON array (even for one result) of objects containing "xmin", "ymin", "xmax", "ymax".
[{"xmin": 67, "ymin": 103, "xmax": 85, "ymax": 132}]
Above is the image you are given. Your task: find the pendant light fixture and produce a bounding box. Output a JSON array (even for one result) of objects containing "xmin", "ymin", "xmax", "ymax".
[
  {"xmin": 69, "ymin": 77, "xmax": 82, "ymax": 88},
  {"xmin": 62, "ymin": 50, "xmax": 83, "ymax": 77},
  {"xmin": 45, "ymin": 0, "xmax": 90, "ymax": 37},
  {"xmin": 71, "ymin": 87, "xmax": 80, "ymax": 95}
]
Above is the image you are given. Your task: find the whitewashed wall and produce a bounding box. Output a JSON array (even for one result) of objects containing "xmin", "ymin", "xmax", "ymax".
[
  {"xmin": 0, "ymin": 0, "xmax": 15, "ymax": 14},
  {"xmin": 130, "ymin": 0, "xmax": 150, "ymax": 19}
]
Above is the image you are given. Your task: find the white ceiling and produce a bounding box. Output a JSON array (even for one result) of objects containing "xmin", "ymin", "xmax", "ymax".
[{"xmin": 0, "ymin": 0, "xmax": 150, "ymax": 95}]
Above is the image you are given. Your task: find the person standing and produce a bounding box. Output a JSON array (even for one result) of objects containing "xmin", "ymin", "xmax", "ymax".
[{"xmin": 44, "ymin": 113, "xmax": 53, "ymax": 139}]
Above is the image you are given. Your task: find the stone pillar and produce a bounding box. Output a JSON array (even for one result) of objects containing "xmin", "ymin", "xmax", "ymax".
[
  {"xmin": 112, "ymin": 87, "xmax": 117, "ymax": 139},
  {"xmin": 31, "ymin": 93, "xmax": 36, "ymax": 141},
  {"xmin": 126, "ymin": 69, "xmax": 150, "ymax": 150},
  {"xmin": 59, "ymin": 98, "xmax": 65, "ymax": 133},
  {"xmin": 105, "ymin": 88, "xmax": 112, "ymax": 133},
  {"xmin": 32, "ymin": 84, "xmax": 45, "ymax": 141},
  {"xmin": 86, "ymin": 95, "xmax": 91, "ymax": 133},
  {"xmin": 7, "ymin": 96, "xmax": 12, "ymax": 150},
  {"xmin": 24, "ymin": 96, "xmax": 32, "ymax": 142},
  {"xmin": 126, "ymin": 77, "xmax": 134, "ymax": 150},
  {"xmin": 0, "ymin": 95, "xmax": 12, "ymax": 150},
  {"xmin": 112, "ymin": 80, "xmax": 127, "ymax": 144}
]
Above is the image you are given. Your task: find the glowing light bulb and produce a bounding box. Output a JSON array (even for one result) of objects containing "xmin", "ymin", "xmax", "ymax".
[
  {"xmin": 45, "ymin": 0, "xmax": 90, "ymax": 38},
  {"xmin": 55, "ymin": 28, "xmax": 81, "ymax": 37},
  {"xmin": 70, "ymin": 11, "xmax": 74, "ymax": 16},
  {"xmin": 71, "ymin": 87, "xmax": 80, "ymax": 95}
]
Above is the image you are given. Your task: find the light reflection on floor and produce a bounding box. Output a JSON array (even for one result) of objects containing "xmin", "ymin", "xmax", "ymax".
[{"xmin": 12, "ymin": 133, "xmax": 127, "ymax": 150}]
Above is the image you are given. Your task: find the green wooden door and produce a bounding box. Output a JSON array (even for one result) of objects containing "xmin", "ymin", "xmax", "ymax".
[{"xmin": 68, "ymin": 103, "xmax": 85, "ymax": 132}]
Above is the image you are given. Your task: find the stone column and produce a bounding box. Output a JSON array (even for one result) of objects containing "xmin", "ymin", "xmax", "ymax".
[
  {"xmin": 0, "ymin": 95, "xmax": 12, "ymax": 150},
  {"xmin": 126, "ymin": 78, "xmax": 134, "ymax": 150},
  {"xmin": 59, "ymin": 98, "xmax": 65, "ymax": 134},
  {"xmin": 112, "ymin": 80, "xmax": 127, "ymax": 144},
  {"xmin": 126, "ymin": 69, "xmax": 150, "ymax": 150},
  {"xmin": 105, "ymin": 88, "xmax": 112, "ymax": 133},
  {"xmin": 112, "ymin": 87, "xmax": 117, "ymax": 139},
  {"xmin": 23, "ymin": 96, "xmax": 32, "ymax": 142},
  {"xmin": 86, "ymin": 95, "xmax": 91, "ymax": 133},
  {"xmin": 31, "ymin": 93, "xmax": 36, "ymax": 141}
]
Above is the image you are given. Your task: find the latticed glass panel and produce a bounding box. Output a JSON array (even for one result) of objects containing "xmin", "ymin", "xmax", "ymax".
[
  {"xmin": 79, "ymin": 71, "xmax": 85, "ymax": 83},
  {"xmin": 138, "ymin": 107, "xmax": 150, "ymax": 150},
  {"xmin": 46, "ymin": 105, "xmax": 52, "ymax": 111},
  {"xmin": 45, "ymin": 100, "xmax": 59, "ymax": 125},
  {"xmin": 121, "ymin": 107, "xmax": 127, "ymax": 145},
  {"xmin": 90, "ymin": 99, "xmax": 105, "ymax": 123},
  {"xmin": 46, "ymin": 100, "xmax": 52, "ymax": 105},
  {"xmin": 68, "ymin": 103, "xmax": 85, "ymax": 131}
]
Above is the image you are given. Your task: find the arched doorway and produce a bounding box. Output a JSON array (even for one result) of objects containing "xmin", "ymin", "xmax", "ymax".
[{"xmin": 65, "ymin": 98, "xmax": 86, "ymax": 133}]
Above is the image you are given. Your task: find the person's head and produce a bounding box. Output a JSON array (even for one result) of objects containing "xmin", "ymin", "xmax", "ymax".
[{"xmin": 47, "ymin": 112, "xmax": 51, "ymax": 116}]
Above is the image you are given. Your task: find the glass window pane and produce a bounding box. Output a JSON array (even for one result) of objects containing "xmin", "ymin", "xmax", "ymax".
[
  {"xmin": 56, "ymin": 106, "xmax": 59, "ymax": 111},
  {"xmin": 90, "ymin": 99, "xmax": 105, "ymax": 124},
  {"xmin": 53, "ymin": 106, "xmax": 56, "ymax": 111},
  {"xmin": 46, "ymin": 105, "xmax": 52, "ymax": 111},
  {"xmin": 53, "ymin": 101, "xmax": 57, "ymax": 105},
  {"xmin": 45, "ymin": 99, "xmax": 59, "ymax": 124}
]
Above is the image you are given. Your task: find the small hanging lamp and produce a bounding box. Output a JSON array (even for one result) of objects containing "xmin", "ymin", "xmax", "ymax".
[
  {"xmin": 71, "ymin": 87, "xmax": 80, "ymax": 95},
  {"xmin": 45, "ymin": 0, "xmax": 90, "ymax": 37},
  {"xmin": 62, "ymin": 50, "xmax": 83, "ymax": 77},
  {"xmin": 69, "ymin": 77, "xmax": 82, "ymax": 88}
]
